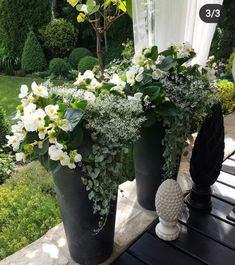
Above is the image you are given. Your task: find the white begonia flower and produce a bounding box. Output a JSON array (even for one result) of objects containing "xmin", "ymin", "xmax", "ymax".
[
  {"xmin": 34, "ymin": 108, "xmax": 46, "ymax": 128},
  {"xmin": 80, "ymin": 4, "xmax": 88, "ymax": 13},
  {"xmin": 45, "ymin": 104, "xmax": 59, "ymax": 120},
  {"xmin": 48, "ymin": 144, "xmax": 63, "ymax": 160},
  {"xmin": 83, "ymin": 70, "xmax": 94, "ymax": 79},
  {"xmin": 11, "ymin": 121, "xmax": 24, "ymax": 133},
  {"xmin": 110, "ymin": 74, "xmax": 126, "ymax": 87},
  {"xmin": 74, "ymin": 153, "xmax": 82, "ymax": 162},
  {"xmin": 74, "ymin": 72, "xmax": 85, "ymax": 86},
  {"xmin": 68, "ymin": 163, "xmax": 76, "ymax": 169},
  {"xmin": 132, "ymin": 51, "xmax": 145, "ymax": 66},
  {"xmin": 21, "ymin": 114, "xmax": 38, "ymax": 132},
  {"xmin": 152, "ymin": 68, "xmax": 163, "ymax": 80},
  {"xmin": 38, "ymin": 127, "xmax": 47, "ymax": 140},
  {"xmin": 59, "ymin": 119, "xmax": 72, "ymax": 132},
  {"xmin": 16, "ymin": 152, "xmax": 26, "ymax": 162},
  {"xmin": 88, "ymin": 78, "xmax": 101, "ymax": 91},
  {"xmin": 19, "ymin": 85, "xmax": 28, "ymax": 98},
  {"xmin": 13, "ymin": 110, "xmax": 21, "ymax": 120},
  {"xmin": 21, "ymin": 93, "xmax": 34, "ymax": 107},
  {"xmin": 84, "ymin": 91, "xmax": 96, "ymax": 102},
  {"xmin": 6, "ymin": 134, "xmax": 24, "ymax": 151},
  {"xmin": 31, "ymin": 81, "xmax": 48, "ymax": 98},
  {"xmin": 58, "ymin": 152, "xmax": 70, "ymax": 166},
  {"xmin": 126, "ymin": 68, "xmax": 137, "ymax": 86},
  {"xmin": 24, "ymin": 103, "xmax": 37, "ymax": 115}
]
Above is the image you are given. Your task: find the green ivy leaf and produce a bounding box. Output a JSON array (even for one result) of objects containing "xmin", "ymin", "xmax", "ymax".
[
  {"xmin": 157, "ymin": 101, "xmax": 179, "ymax": 116},
  {"xmin": 70, "ymin": 126, "xmax": 83, "ymax": 148},
  {"xmin": 144, "ymin": 85, "xmax": 161, "ymax": 101},
  {"xmin": 158, "ymin": 56, "xmax": 177, "ymax": 71},
  {"xmin": 64, "ymin": 108, "xmax": 84, "ymax": 130},
  {"xmin": 71, "ymin": 100, "xmax": 87, "ymax": 110},
  {"xmin": 126, "ymin": 0, "xmax": 132, "ymax": 17}
]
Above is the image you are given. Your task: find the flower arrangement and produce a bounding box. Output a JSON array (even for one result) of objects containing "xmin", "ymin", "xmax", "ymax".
[
  {"xmin": 6, "ymin": 73, "xmax": 145, "ymax": 230},
  {"xmin": 106, "ymin": 43, "xmax": 217, "ymax": 178}
]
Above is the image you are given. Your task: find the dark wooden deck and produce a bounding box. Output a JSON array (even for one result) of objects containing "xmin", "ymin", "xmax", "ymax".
[{"xmin": 112, "ymin": 154, "xmax": 235, "ymax": 265}]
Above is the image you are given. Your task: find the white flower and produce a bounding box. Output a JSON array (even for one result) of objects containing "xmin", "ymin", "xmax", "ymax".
[
  {"xmin": 156, "ymin": 55, "xmax": 165, "ymax": 64},
  {"xmin": 206, "ymin": 68, "xmax": 216, "ymax": 81},
  {"xmin": 12, "ymin": 110, "xmax": 21, "ymax": 120},
  {"xmin": 59, "ymin": 119, "xmax": 72, "ymax": 132},
  {"xmin": 135, "ymin": 73, "xmax": 143, "ymax": 82},
  {"xmin": 45, "ymin": 104, "xmax": 59, "ymax": 120},
  {"xmin": 132, "ymin": 51, "xmax": 145, "ymax": 66},
  {"xmin": 68, "ymin": 163, "xmax": 76, "ymax": 169},
  {"xmin": 58, "ymin": 152, "xmax": 70, "ymax": 166},
  {"xmin": 38, "ymin": 127, "xmax": 47, "ymax": 140},
  {"xmin": 34, "ymin": 109, "xmax": 46, "ymax": 128},
  {"xmin": 48, "ymin": 144, "xmax": 63, "ymax": 160},
  {"xmin": 110, "ymin": 74, "xmax": 126, "ymax": 87},
  {"xmin": 19, "ymin": 85, "xmax": 28, "ymax": 98},
  {"xmin": 11, "ymin": 121, "xmax": 24, "ymax": 133},
  {"xmin": 152, "ymin": 68, "xmax": 163, "ymax": 80},
  {"xmin": 111, "ymin": 85, "xmax": 124, "ymax": 94},
  {"xmin": 24, "ymin": 103, "xmax": 36, "ymax": 115},
  {"xmin": 84, "ymin": 91, "xmax": 96, "ymax": 102},
  {"xmin": 126, "ymin": 68, "xmax": 137, "ymax": 86},
  {"xmin": 21, "ymin": 114, "xmax": 38, "ymax": 132},
  {"xmin": 31, "ymin": 81, "xmax": 48, "ymax": 98},
  {"xmin": 83, "ymin": 70, "xmax": 94, "ymax": 79},
  {"xmin": 134, "ymin": 92, "xmax": 143, "ymax": 100},
  {"xmin": 74, "ymin": 153, "xmax": 82, "ymax": 162},
  {"xmin": 74, "ymin": 72, "xmax": 85, "ymax": 85},
  {"xmin": 6, "ymin": 134, "xmax": 24, "ymax": 151},
  {"xmin": 16, "ymin": 152, "xmax": 26, "ymax": 162},
  {"xmin": 88, "ymin": 78, "xmax": 101, "ymax": 91},
  {"xmin": 21, "ymin": 93, "xmax": 34, "ymax": 107}
]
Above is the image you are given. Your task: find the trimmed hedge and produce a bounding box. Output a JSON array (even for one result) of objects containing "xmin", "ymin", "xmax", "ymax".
[
  {"xmin": 49, "ymin": 58, "xmax": 70, "ymax": 77},
  {"xmin": 78, "ymin": 56, "xmax": 99, "ymax": 73},
  {"xmin": 0, "ymin": 0, "xmax": 51, "ymax": 56},
  {"xmin": 43, "ymin": 19, "xmax": 78, "ymax": 58},
  {"xmin": 21, "ymin": 31, "xmax": 47, "ymax": 73},
  {"xmin": 69, "ymin": 48, "xmax": 92, "ymax": 69},
  {"xmin": 0, "ymin": 106, "xmax": 10, "ymax": 148}
]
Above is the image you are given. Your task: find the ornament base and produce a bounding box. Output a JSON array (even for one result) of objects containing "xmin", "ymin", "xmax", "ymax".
[{"xmin": 155, "ymin": 217, "xmax": 180, "ymax": 241}]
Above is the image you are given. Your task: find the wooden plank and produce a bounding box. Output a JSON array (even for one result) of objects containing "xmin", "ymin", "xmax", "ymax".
[
  {"xmin": 111, "ymin": 252, "xmax": 146, "ymax": 265},
  {"xmin": 222, "ymin": 159, "xmax": 235, "ymax": 175},
  {"xmin": 179, "ymin": 206, "xmax": 235, "ymax": 250},
  {"xmin": 128, "ymin": 232, "xmax": 206, "ymax": 265},
  {"xmin": 217, "ymin": 171, "xmax": 235, "ymax": 189},
  {"xmin": 210, "ymin": 197, "xmax": 235, "ymax": 226},
  {"xmin": 148, "ymin": 223, "xmax": 235, "ymax": 265},
  {"xmin": 212, "ymin": 182, "xmax": 235, "ymax": 206}
]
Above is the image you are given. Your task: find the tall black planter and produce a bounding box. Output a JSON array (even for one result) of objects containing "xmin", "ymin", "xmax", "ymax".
[
  {"xmin": 53, "ymin": 167, "xmax": 117, "ymax": 265},
  {"xmin": 134, "ymin": 121, "xmax": 166, "ymax": 210}
]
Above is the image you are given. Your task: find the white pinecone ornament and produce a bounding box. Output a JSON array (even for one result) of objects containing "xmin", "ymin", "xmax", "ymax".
[{"xmin": 155, "ymin": 179, "xmax": 183, "ymax": 241}]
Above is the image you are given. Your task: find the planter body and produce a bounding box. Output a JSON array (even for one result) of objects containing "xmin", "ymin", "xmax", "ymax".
[
  {"xmin": 134, "ymin": 121, "xmax": 165, "ymax": 210},
  {"xmin": 53, "ymin": 167, "xmax": 117, "ymax": 265}
]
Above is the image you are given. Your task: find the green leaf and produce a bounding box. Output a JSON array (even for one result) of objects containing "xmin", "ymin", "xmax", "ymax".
[
  {"xmin": 67, "ymin": 0, "xmax": 79, "ymax": 7},
  {"xmin": 64, "ymin": 108, "xmax": 84, "ymax": 130},
  {"xmin": 118, "ymin": 1, "xmax": 127, "ymax": 12},
  {"xmin": 103, "ymin": 0, "xmax": 112, "ymax": 9},
  {"xmin": 158, "ymin": 56, "xmax": 177, "ymax": 71},
  {"xmin": 150, "ymin": 46, "xmax": 158, "ymax": 61},
  {"xmin": 71, "ymin": 100, "xmax": 87, "ymax": 110},
  {"xmin": 76, "ymin": 4, "xmax": 83, "ymax": 11},
  {"xmin": 70, "ymin": 126, "xmax": 83, "ymax": 148},
  {"xmin": 77, "ymin": 13, "xmax": 86, "ymax": 23},
  {"xmin": 126, "ymin": 0, "xmax": 132, "ymax": 17},
  {"xmin": 35, "ymin": 140, "xmax": 49, "ymax": 156},
  {"xmin": 144, "ymin": 85, "xmax": 161, "ymax": 101},
  {"xmin": 39, "ymin": 154, "xmax": 61, "ymax": 173}
]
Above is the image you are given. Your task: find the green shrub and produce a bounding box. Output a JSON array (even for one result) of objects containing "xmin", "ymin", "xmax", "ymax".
[
  {"xmin": 0, "ymin": 106, "xmax": 10, "ymax": 148},
  {"xmin": 0, "ymin": 0, "xmax": 51, "ymax": 57},
  {"xmin": 21, "ymin": 31, "xmax": 47, "ymax": 73},
  {"xmin": 43, "ymin": 18, "xmax": 78, "ymax": 58},
  {"xmin": 49, "ymin": 58, "xmax": 70, "ymax": 77},
  {"xmin": 0, "ymin": 48, "xmax": 20, "ymax": 74},
  {"xmin": 226, "ymin": 49, "xmax": 235, "ymax": 75},
  {"xmin": 0, "ymin": 183, "xmax": 60, "ymax": 260},
  {"xmin": 69, "ymin": 47, "xmax": 92, "ymax": 69},
  {"xmin": 216, "ymin": 79, "xmax": 235, "ymax": 114},
  {"xmin": 78, "ymin": 56, "xmax": 99, "ymax": 73},
  {"xmin": 7, "ymin": 161, "xmax": 55, "ymax": 196},
  {"xmin": 0, "ymin": 150, "xmax": 14, "ymax": 184}
]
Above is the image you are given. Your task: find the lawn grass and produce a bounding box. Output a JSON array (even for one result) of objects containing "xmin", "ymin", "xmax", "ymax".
[{"xmin": 0, "ymin": 75, "xmax": 42, "ymax": 118}]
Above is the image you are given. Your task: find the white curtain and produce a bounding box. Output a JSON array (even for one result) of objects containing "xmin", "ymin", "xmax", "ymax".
[{"xmin": 132, "ymin": 0, "xmax": 224, "ymax": 66}]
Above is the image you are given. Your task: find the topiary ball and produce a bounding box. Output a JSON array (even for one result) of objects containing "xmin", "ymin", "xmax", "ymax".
[
  {"xmin": 43, "ymin": 18, "xmax": 78, "ymax": 58},
  {"xmin": 49, "ymin": 58, "xmax": 70, "ymax": 77},
  {"xmin": 78, "ymin": 56, "xmax": 99, "ymax": 73},
  {"xmin": 69, "ymin": 48, "xmax": 92, "ymax": 69}
]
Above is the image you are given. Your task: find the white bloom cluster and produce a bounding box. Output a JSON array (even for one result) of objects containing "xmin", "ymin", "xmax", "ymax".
[
  {"xmin": 7, "ymin": 82, "xmax": 82, "ymax": 168},
  {"xmin": 74, "ymin": 70, "xmax": 101, "ymax": 91},
  {"xmin": 174, "ymin": 42, "xmax": 194, "ymax": 59}
]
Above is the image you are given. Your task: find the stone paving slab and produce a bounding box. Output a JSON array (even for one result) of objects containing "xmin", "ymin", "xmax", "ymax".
[{"xmin": 1, "ymin": 112, "xmax": 235, "ymax": 265}]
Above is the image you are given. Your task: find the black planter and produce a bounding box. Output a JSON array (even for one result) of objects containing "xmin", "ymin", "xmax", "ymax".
[
  {"xmin": 134, "ymin": 121, "xmax": 165, "ymax": 210},
  {"xmin": 53, "ymin": 167, "xmax": 117, "ymax": 265}
]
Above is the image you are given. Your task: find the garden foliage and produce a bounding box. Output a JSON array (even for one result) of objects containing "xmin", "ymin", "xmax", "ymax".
[
  {"xmin": 78, "ymin": 56, "xmax": 99, "ymax": 73},
  {"xmin": 69, "ymin": 48, "xmax": 92, "ymax": 69},
  {"xmin": 0, "ymin": 150, "xmax": 14, "ymax": 184},
  {"xmin": 49, "ymin": 58, "xmax": 70, "ymax": 77},
  {"xmin": 0, "ymin": 0, "xmax": 51, "ymax": 56},
  {"xmin": 0, "ymin": 106, "xmax": 10, "ymax": 148},
  {"xmin": 21, "ymin": 31, "xmax": 47, "ymax": 73},
  {"xmin": 43, "ymin": 18, "xmax": 78, "ymax": 58}
]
